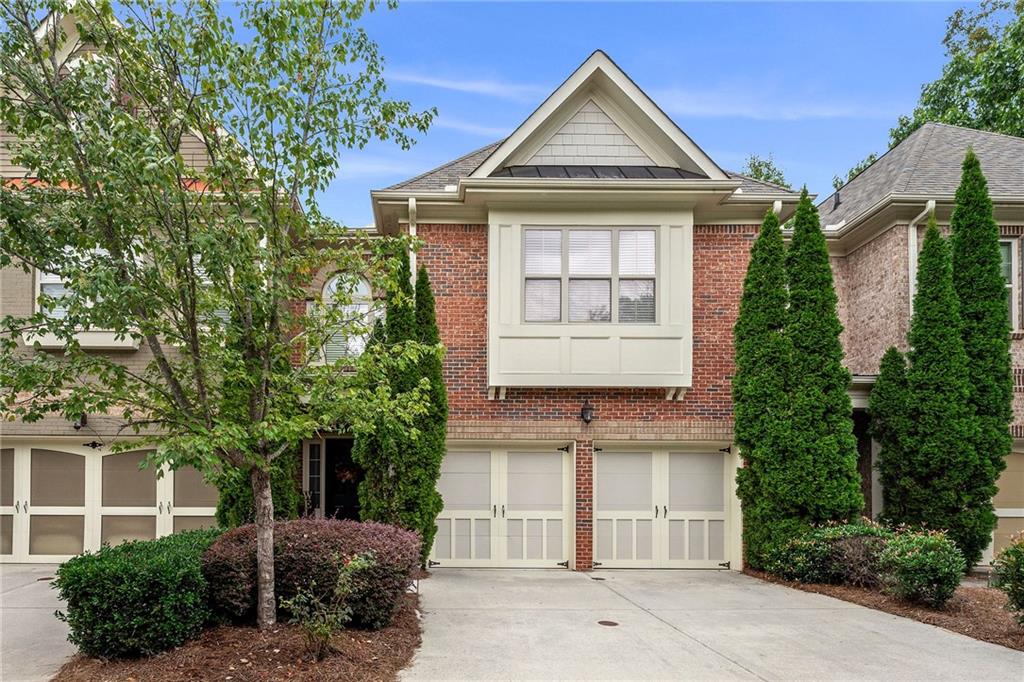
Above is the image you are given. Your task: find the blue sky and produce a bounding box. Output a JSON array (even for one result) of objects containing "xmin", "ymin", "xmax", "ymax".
[{"xmin": 325, "ymin": 1, "xmax": 961, "ymax": 226}]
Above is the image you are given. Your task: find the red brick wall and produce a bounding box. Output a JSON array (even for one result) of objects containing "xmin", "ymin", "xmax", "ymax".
[
  {"xmin": 574, "ymin": 439, "xmax": 594, "ymax": 570},
  {"xmin": 416, "ymin": 223, "xmax": 756, "ymax": 426}
]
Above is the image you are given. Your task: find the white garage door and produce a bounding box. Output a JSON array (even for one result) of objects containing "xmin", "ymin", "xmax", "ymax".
[
  {"xmin": 595, "ymin": 449, "xmax": 729, "ymax": 568},
  {"xmin": 0, "ymin": 443, "xmax": 218, "ymax": 563},
  {"xmin": 430, "ymin": 448, "xmax": 572, "ymax": 567}
]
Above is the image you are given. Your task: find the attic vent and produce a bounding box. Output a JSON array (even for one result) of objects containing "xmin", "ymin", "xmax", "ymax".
[{"xmin": 833, "ymin": 191, "xmax": 841, "ymax": 210}]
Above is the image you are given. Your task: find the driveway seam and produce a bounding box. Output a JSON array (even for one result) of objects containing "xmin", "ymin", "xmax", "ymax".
[{"xmin": 594, "ymin": 578, "xmax": 770, "ymax": 682}]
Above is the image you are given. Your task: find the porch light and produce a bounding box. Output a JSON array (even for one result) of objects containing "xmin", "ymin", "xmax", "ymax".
[{"xmin": 580, "ymin": 399, "xmax": 595, "ymax": 425}]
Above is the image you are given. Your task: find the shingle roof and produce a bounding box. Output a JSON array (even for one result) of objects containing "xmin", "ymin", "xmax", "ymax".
[
  {"xmin": 387, "ymin": 139, "xmax": 797, "ymax": 197},
  {"xmin": 387, "ymin": 141, "xmax": 503, "ymax": 191},
  {"xmin": 818, "ymin": 123, "xmax": 1024, "ymax": 228}
]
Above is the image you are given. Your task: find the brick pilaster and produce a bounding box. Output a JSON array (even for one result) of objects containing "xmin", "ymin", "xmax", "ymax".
[{"xmin": 574, "ymin": 438, "xmax": 594, "ymax": 571}]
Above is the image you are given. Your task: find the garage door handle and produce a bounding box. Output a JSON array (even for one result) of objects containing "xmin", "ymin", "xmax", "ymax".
[
  {"xmin": 501, "ymin": 505, "xmax": 505, "ymax": 518},
  {"xmin": 654, "ymin": 506, "xmax": 658, "ymax": 518},
  {"xmin": 493, "ymin": 504, "xmax": 496, "ymax": 518},
  {"xmin": 158, "ymin": 501, "xmax": 163, "ymax": 513},
  {"xmin": 663, "ymin": 505, "xmax": 667, "ymax": 517},
  {"xmin": 14, "ymin": 501, "xmax": 19, "ymax": 513}
]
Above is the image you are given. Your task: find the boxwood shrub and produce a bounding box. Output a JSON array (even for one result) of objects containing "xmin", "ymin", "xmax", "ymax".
[
  {"xmin": 764, "ymin": 521, "xmax": 893, "ymax": 586},
  {"xmin": 992, "ymin": 532, "xmax": 1024, "ymax": 624},
  {"xmin": 54, "ymin": 528, "xmax": 222, "ymax": 659},
  {"xmin": 879, "ymin": 530, "xmax": 965, "ymax": 608},
  {"xmin": 202, "ymin": 518, "xmax": 420, "ymax": 629}
]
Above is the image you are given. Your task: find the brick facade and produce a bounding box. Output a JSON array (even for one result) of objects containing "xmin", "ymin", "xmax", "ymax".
[{"xmin": 416, "ymin": 222, "xmax": 756, "ymax": 569}]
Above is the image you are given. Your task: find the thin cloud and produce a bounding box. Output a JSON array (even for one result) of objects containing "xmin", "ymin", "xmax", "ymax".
[
  {"xmin": 388, "ymin": 70, "xmax": 548, "ymax": 102},
  {"xmin": 653, "ymin": 85, "xmax": 906, "ymax": 121},
  {"xmin": 433, "ymin": 116, "xmax": 510, "ymax": 138}
]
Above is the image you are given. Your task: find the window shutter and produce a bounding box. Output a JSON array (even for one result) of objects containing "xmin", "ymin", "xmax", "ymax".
[
  {"xmin": 525, "ymin": 230, "xmax": 562, "ymax": 275},
  {"xmin": 525, "ymin": 279, "xmax": 561, "ymax": 322},
  {"xmin": 569, "ymin": 279, "xmax": 611, "ymax": 322},
  {"xmin": 619, "ymin": 230, "xmax": 656, "ymax": 276},
  {"xmin": 569, "ymin": 230, "xmax": 611, "ymax": 275},
  {"xmin": 619, "ymin": 279, "xmax": 655, "ymax": 323},
  {"xmin": 323, "ymin": 330, "xmax": 349, "ymax": 363}
]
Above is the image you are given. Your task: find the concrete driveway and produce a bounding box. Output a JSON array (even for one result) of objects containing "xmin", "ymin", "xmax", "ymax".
[
  {"xmin": 403, "ymin": 569, "xmax": 1024, "ymax": 681},
  {"xmin": 1, "ymin": 564, "xmax": 73, "ymax": 682}
]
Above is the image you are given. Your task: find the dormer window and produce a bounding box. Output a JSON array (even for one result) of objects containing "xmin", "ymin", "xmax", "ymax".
[{"xmin": 523, "ymin": 227, "xmax": 656, "ymax": 324}]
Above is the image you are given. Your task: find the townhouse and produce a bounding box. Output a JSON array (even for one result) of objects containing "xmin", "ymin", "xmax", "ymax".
[{"xmin": 3, "ymin": 45, "xmax": 1022, "ymax": 569}]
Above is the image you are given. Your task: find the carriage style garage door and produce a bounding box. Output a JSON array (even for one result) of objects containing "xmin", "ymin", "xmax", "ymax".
[
  {"xmin": 429, "ymin": 448, "xmax": 572, "ymax": 567},
  {"xmin": 594, "ymin": 448, "xmax": 730, "ymax": 568},
  {"xmin": 0, "ymin": 442, "xmax": 218, "ymax": 563}
]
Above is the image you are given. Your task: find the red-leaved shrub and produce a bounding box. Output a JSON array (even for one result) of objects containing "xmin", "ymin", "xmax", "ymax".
[{"xmin": 202, "ymin": 518, "xmax": 420, "ymax": 629}]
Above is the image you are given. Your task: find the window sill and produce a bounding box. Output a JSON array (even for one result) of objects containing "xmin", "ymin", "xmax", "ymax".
[{"xmin": 23, "ymin": 331, "xmax": 141, "ymax": 351}]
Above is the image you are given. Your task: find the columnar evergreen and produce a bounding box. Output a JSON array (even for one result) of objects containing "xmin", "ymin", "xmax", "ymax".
[
  {"xmin": 412, "ymin": 266, "xmax": 448, "ymax": 563},
  {"xmin": 354, "ymin": 250, "xmax": 418, "ymax": 525},
  {"xmin": 869, "ymin": 347, "xmax": 911, "ymax": 517},
  {"xmin": 732, "ymin": 209, "xmax": 796, "ymax": 567},
  {"xmin": 893, "ymin": 220, "xmax": 982, "ymax": 560},
  {"xmin": 784, "ymin": 190, "xmax": 864, "ymax": 524},
  {"xmin": 354, "ymin": 254, "xmax": 448, "ymax": 565},
  {"xmin": 950, "ymin": 149, "xmax": 1012, "ymax": 565}
]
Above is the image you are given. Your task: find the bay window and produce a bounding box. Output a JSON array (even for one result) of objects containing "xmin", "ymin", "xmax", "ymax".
[{"xmin": 524, "ymin": 227, "xmax": 656, "ymax": 323}]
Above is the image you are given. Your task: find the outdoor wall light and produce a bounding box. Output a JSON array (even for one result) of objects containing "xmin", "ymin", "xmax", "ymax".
[
  {"xmin": 72, "ymin": 413, "xmax": 87, "ymax": 430},
  {"xmin": 580, "ymin": 399, "xmax": 595, "ymax": 425}
]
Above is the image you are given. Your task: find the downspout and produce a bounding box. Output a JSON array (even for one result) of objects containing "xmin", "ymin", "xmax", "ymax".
[
  {"xmin": 907, "ymin": 199, "xmax": 935, "ymax": 315},
  {"xmin": 407, "ymin": 197, "xmax": 417, "ymax": 282}
]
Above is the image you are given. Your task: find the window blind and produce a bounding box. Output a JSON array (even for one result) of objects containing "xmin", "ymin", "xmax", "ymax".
[
  {"xmin": 569, "ymin": 279, "xmax": 611, "ymax": 322},
  {"xmin": 525, "ymin": 230, "xmax": 562, "ymax": 275},
  {"xmin": 525, "ymin": 279, "xmax": 561, "ymax": 322},
  {"xmin": 619, "ymin": 279, "xmax": 655, "ymax": 323},
  {"xmin": 619, "ymin": 230, "xmax": 656, "ymax": 276},
  {"xmin": 569, "ymin": 230, "xmax": 611, "ymax": 275}
]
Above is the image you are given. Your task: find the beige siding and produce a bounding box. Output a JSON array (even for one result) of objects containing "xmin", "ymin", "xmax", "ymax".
[
  {"xmin": 527, "ymin": 100, "xmax": 653, "ymax": 167},
  {"xmin": 995, "ymin": 452, "xmax": 1024, "ymax": 509}
]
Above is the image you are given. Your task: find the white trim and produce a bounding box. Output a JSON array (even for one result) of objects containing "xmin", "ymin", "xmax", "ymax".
[
  {"xmin": 996, "ymin": 508, "xmax": 1024, "ymax": 518},
  {"xmin": 1001, "ymin": 237, "xmax": 1020, "ymax": 331}
]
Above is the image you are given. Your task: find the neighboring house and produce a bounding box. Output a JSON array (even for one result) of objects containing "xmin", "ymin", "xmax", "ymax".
[
  {"xmin": 818, "ymin": 122, "xmax": 1024, "ymax": 560},
  {"xmin": 2, "ymin": 45, "xmax": 1022, "ymax": 569}
]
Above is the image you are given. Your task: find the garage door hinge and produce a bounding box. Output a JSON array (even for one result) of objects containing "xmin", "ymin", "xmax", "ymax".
[
  {"xmin": 428, "ymin": 560, "xmax": 441, "ymax": 567},
  {"xmin": 718, "ymin": 561, "xmax": 730, "ymax": 569},
  {"xmin": 592, "ymin": 561, "xmax": 603, "ymax": 567},
  {"xmin": 557, "ymin": 560, "xmax": 569, "ymax": 568}
]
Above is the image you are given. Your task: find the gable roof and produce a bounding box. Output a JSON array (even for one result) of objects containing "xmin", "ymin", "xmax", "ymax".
[
  {"xmin": 818, "ymin": 123, "xmax": 1024, "ymax": 229},
  {"xmin": 471, "ymin": 51, "xmax": 729, "ymax": 181}
]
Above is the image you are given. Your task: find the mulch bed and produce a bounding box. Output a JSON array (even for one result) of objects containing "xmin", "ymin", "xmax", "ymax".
[
  {"xmin": 746, "ymin": 568, "xmax": 1024, "ymax": 652},
  {"xmin": 53, "ymin": 593, "xmax": 422, "ymax": 682}
]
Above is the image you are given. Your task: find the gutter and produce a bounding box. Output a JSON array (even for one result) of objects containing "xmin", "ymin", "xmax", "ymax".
[{"xmin": 906, "ymin": 200, "xmax": 935, "ymax": 315}]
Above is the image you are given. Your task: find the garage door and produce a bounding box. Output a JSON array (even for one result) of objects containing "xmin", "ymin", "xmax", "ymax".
[
  {"xmin": 594, "ymin": 449, "xmax": 729, "ymax": 568},
  {"xmin": 429, "ymin": 448, "xmax": 572, "ymax": 567},
  {"xmin": 0, "ymin": 443, "xmax": 218, "ymax": 563}
]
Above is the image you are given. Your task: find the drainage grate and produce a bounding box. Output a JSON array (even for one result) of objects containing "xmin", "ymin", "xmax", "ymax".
[
  {"xmin": 36, "ymin": 576, "xmax": 53, "ymax": 582},
  {"xmin": 597, "ymin": 620, "xmax": 619, "ymax": 627}
]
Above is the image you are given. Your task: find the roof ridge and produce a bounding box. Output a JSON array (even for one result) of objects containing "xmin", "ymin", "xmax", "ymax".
[
  {"xmin": 924, "ymin": 121, "xmax": 1024, "ymax": 143},
  {"xmin": 386, "ymin": 140, "xmax": 504, "ymax": 190},
  {"xmin": 726, "ymin": 170, "xmax": 795, "ymax": 194}
]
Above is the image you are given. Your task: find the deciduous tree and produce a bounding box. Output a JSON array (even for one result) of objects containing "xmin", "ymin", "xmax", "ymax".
[{"xmin": 0, "ymin": 0, "xmax": 434, "ymax": 628}]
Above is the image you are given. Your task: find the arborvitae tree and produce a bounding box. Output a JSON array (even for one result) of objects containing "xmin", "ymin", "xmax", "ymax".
[
  {"xmin": 732, "ymin": 209, "xmax": 796, "ymax": 567},
  {"xmin": 354, "ymin": 250, "xmax": 418, "ymax": 525},
  {"xmin": 897, "ymin": 220, "xmax": 982, "ymax": 561},
  {"xmin": 950, "ymin": 148, "xmax": 1011, "ymax": 564},
  {"xmin": 411, "ymin": 266, "xmax": 448, "ymax": 563},
  {"xmin": 869, "ymin": 347, "xmax": 912, "ymax": 519},
  {"xmin": 783, "ymin": 189, "xmax": 863, "ymax": 524}
]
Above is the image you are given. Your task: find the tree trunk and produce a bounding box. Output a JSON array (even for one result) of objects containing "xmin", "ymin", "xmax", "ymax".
[{"xmin": 251, "ymin": 466, "xmax": 276, "ymax": 628}]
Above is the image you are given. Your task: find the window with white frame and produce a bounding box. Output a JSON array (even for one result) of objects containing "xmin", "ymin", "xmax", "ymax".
[
  {"xmin": 319, "ymin": 275, "xmax": 372, "ymax": 362},
  {"xmin": 1000, "ymin": 239, "xmax": 1019, "ymax": 329},
  {"xmin": 524, "ymin": 227, "xmax": 656, "ymax": 323},
  {"xmin": 37, "ymin": 270, "xmax": 70, "ymax": 319}
]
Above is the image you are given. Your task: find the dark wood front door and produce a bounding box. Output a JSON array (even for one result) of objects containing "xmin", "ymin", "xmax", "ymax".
[{"xmin": 324, "ymin": 438, "xmax": 363, "ymax": 521}]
